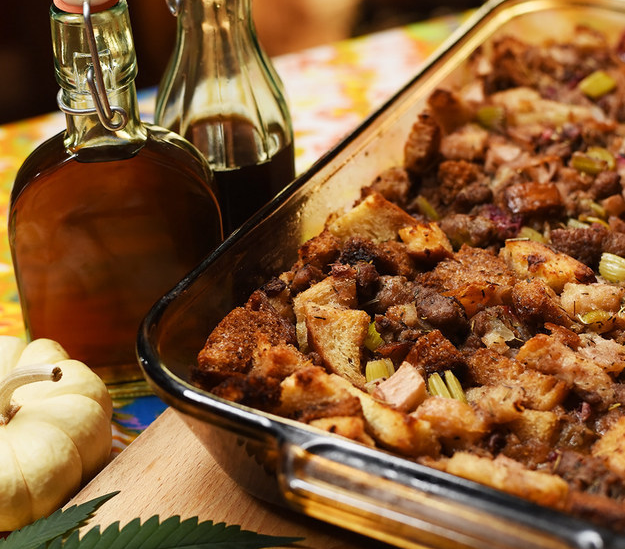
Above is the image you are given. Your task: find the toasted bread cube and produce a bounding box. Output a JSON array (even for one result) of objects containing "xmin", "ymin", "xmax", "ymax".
[
  {"xmin": 427, "ymin": 88, "xmax": 474, "ymax": 134},
  {"xmin": 517, "ymin": 334, "xmax": 616, "ymax": 407},
  {"xmin": 508, "ymin": 409, "xmax": 560, "ymax": 447},
  {"xmin": 308, "ymin": 416, "xmax": 376, "ymax": 446},
  {"xmin": 250, "ymin": 338, "xmax": 313, "ymax": 380},
  {"xmin": 306, "ymin": 304, "xmax": 370, "ymax": 388},
  {"xmin": 404, "ymin": 112, "xmax": 441, "ymax": 174},
  {"xmin": 332, "ymin": 374, "xmax": 440, "ymax": 457},
  {"xmin": 467, "ymin": 348, "xmax": 569, "ymax": 412},
  {"xmin": 445, "ymin": 452, "xmax": 569, "ymax": 508},
  {"xmin": 293, "ymin": 275, "xmax": 357, "ymax": 350},
  {"xmin": 412, "ymin": 396, "xmax": 487, "ymax": 449},
  {"xmin": 500, "ymin": 239, "xmax": 596, "ymax": 293},
  {"xmin": 439, "ymin": 123, "xmax": 489, "ymax": 161},
  {"xmin": 511, "ymin": 278, "xmax": 574, "ymax": 328},
  {"xmin": 328, "ymin": 192, "xmax": 418, "ymax": 244},
  {"xmin": 278, "ymin": 365, "xmax": 362, "ymax": 422},
  {"xmin": 466, "ymin": 385, "xmax": 524, "ymax": 424},
  {"xmin": 398, "ymin": 222, "xmax": 453, "ymax": 263},
  {"xmin": 592, "ymin": 417, "xmax": 625, "ymax": 478},
  {"xmin": 578, "ymin": 332, "xmax": 625, "ymax": 376},
  {"xmin": 560, "ymin": 282, "xmax": 625, "ymax": 318},
  {"xmin": 423, "ymin": 245, "xmax": 516, "ymax": 317}
]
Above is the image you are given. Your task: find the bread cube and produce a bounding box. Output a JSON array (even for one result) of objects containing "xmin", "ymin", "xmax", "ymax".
[
  {"xmin": 445, "ymin": 452, "xmax": 568, "ymax": 508},
  {"xmin": 398, "ymin": 222, "xmax": 453, "ymax": 263},
  {"xmin": 500, "ymin": 239, "xmax": 595, "ymax": 293},
  {"xmin": 306, "ymin": 304, "xmax": 370, "ymax": 388},
  {"xmin": 293, "ymin": 275, "xmax": 357, "ymax": 350},
  {"xmin": 592, "ymin": 416, "xmax": 625, "ymax": 478},
  {"xmin": 332, "ymin": 374, "xmax": 440, "ymax": 457},
  {"xmin": 328, "ymin": 192, "xmax": 418, "ymax": 244}
]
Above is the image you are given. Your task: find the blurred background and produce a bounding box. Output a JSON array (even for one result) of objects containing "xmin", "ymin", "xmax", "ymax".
[{"xmin": 0, "ymin": 0, "xmax": 479, "ymax": 125}]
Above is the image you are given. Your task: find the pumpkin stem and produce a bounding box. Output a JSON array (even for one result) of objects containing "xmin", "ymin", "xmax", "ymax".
[{"xmin": 0, "ymin": 365, "xmax": 62, "ymax": 425}]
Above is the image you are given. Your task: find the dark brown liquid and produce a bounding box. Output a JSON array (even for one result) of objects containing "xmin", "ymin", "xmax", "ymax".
[
  {"xmin": 184, "ymin": 115, "xmax": 295, "ymax": 236},
  {"xmin": 9, "ymin": 129, "xmax": 222, "ymax": 383}
]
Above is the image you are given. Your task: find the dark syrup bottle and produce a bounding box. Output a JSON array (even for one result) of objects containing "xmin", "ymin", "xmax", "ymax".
[
  {"xmin": 9, "ymin": 0, "xmax": 223, "ymax": 385},
  {"xmin": 155, "ymin": 0, "xmax": 295, "ymax": 236}
]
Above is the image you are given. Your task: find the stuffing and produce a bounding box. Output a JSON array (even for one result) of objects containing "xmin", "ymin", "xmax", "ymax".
[
  {"xmin": 332, "ymin": 374, "xmax": 440, "ymax": 457},
  {"xmin": 466, "ymin": 348, "xmax": 569, "ymax": 411},
  {"xmin": 517, "ymin": 334, "xmax": 618, "ymax": 408},
  {"xmin": 293, "ymin": 273, "xmax": 358, "ymax": 350},
  {"xmin": 398, "ymin": 221, "xmax": 453, "ymax": 264},
  {"xmin": 411, "ymin": 396, "xmax": 488, "ymax": 451},
  {"xmin": 327, "ymin": 192, "xmax": 418, "ymax": 244},
  {"xmin": 443, "ymin": 452, "xmax": 569, "ymax": 509},
  {"xmin": 404, "ymin": 112, "xmax": 441, "ymax": 174},
  {"xmin": 193, "ymin": 28, "xmax": 625, "ymax": 533},
  {"xmin": 420, "ymin": 245, "xmax": 517, "ymax": 317},
  {"xmin": 305, "ymin": 304, "xmax": 370, "ymax": 388},
  {"xmin": 500, "ymin": 239, "xmax": 596, "ymax": 293}
]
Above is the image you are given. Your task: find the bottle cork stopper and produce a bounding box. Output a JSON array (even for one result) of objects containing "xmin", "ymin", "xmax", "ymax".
[{"xmin": 53, "ymin": 0, "xmax": 118, "ymax": 13}]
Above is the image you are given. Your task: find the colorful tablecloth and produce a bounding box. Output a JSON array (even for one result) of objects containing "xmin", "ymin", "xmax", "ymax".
[{"xmin": 0, "ymin": 13, "xmax": 467, "ymax": 456}]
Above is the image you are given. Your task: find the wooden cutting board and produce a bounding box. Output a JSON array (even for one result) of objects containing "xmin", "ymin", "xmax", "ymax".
[{"xmin": 68, "ymin": 407, "xmax": 386, "ymax": 548}]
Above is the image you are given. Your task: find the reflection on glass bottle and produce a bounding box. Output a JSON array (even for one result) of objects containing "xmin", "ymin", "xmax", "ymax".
[
  {"xmin": 8, "ymin": 0, "xmax": 223, "ymax": 385},
  {"xmin": 155, "ymin": 0, "xmax": 296, "ymax": 236}
]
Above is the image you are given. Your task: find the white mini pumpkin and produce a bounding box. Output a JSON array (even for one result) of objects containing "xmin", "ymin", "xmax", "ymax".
[{"xmin": 0, "ymin": 336, "xmax": 112, "ymax": 531}]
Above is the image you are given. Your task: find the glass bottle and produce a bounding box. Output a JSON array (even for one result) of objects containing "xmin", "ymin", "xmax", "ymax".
[
  {"xmin": 8, "ymin": 0, "xmax": 223, "ymax": 386},
  {"xmin": 155, "ymin": 0, "xmax": 295, "ymax": 236}
]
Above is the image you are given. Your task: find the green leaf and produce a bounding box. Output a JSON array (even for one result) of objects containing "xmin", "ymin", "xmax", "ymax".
[
  {"xmin": 1, "ymin": 491, "xmax": 303, "ymax": 549},
  {"xmin": 0, "ymin": 492, "xmax": 119, "ymax": 549},
  {"xmin": 60, "ymin": 516, "xmax": 303, "ymax": 548}
]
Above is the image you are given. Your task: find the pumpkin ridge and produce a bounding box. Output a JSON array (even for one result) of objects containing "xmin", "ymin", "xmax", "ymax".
[{"xmin": 0, "ymin": 429, "xmax": 34, "ymax": 530}]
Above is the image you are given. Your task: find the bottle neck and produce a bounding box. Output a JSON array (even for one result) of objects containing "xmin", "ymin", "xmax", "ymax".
[
  {"xmin": 157, "ymin": 0, "xmax": 294, "ymax": 169},
  {"xmin": 51, "ymin": 0, "xmax": 146, "ymax": 154},
  {"xmin": 179, "ymin": 0, "xmax": 253, "ymax": 32},
  {"xmin": 180, "ymin": 0, "xmax": 259, "ymax": 75}
]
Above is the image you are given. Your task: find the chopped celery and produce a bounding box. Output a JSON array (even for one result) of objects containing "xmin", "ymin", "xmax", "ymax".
[
  {"xmin": 444, "ymin": 370, "xmax": 468, "ymax": 403},
  {"xmin": 587, "ymin": 147, "xmax": 616, "ymax": 170},
  {"xmin": 428, "ymin": 371, "xmax": 467, "ymax": 402},
  {"xmin": 577, "ymin": 310, "xmax": 613, "ymax": 325},
  {"xmin": 364, "ymin": 321, "xmax": 384, "ymax": 351},
  {"xmin": 415, "ymin": 195, "xmax": 439, "ymax": 221},
  {"xmin": 365, "ymin": 358, "xmax": 395, "ymax": 383},
  {"xmin": 476, "ymin": 105, "xmax": 505, "ymax": 130},
  {"xmin": 567, "ymin": 218, "xmax": 589, "ymax": 229},
  {"xmin": 578, "ymin": 70, "xmax": 617, "ymax": 99},
  {"xmin": 517, "ymin": 226, "xmax": 546, "ymax": 243},
  {"xmin": 428, "ymin": 372, "xmax": 452, "ymax": 399},
  {"xmin": 599, "ymin": 252, "xmax": 625, "ymax": 283},
  {"xmin": 585, "ymin": 199, "xmax": 608, "ymax": 219},
  {"xmin": 571, "ymin": 151, "xmax": 607, "ymax": 175},
  {"xmin": 579, "ymin": 215, "xmax": 610, "ymax": 228}
]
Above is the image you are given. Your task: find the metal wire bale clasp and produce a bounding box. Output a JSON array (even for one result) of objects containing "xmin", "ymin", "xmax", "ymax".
[
  {"xmin": 166, "ymin": 0, "xmax": 183, "ymax": 16},
  {"xmin": 56, "ymin": 0, "xmax": 128, "ymax": 131}
]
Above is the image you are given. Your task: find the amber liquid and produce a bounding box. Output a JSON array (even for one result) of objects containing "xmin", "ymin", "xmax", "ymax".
[
  {"xmin": 9, "ymin": 129, "xmax": 222, "ymax": 384},
  {"xmin": 183, "ymin": 115, "xmax": 295, "ymax": 235}
]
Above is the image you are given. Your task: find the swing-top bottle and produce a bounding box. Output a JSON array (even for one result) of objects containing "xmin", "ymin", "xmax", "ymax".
[
  {"xmin": 9, "ymin": 0, "xmax": 223, "ymax": 385},
  {"xmin": 155, "ymin": 0, "xmax": 295, "ymax": 236}
]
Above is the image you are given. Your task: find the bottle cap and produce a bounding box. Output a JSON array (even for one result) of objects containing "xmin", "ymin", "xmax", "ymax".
[{"xmin": 53, "ymin": 0, "xmax": 118, "ymax": 13}]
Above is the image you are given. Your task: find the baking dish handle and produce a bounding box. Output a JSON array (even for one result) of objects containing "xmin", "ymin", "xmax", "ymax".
[{"xmin": 276, "ymin": 438, "xmax": 621, "ymax": 549}]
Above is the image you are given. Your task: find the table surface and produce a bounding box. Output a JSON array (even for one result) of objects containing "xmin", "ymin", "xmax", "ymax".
[
  {"xmin": 0, "ymin": 12, "xmax": 467, "ymax": 538},
  {"xmin": 69, "ymin": 407, "xmax": 392, "ymax": 548}
]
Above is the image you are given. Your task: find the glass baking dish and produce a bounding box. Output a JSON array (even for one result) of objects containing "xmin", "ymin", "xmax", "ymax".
[{"xmin": 137, "ymin": 0, "xmax": 625, "ymax": 546}]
